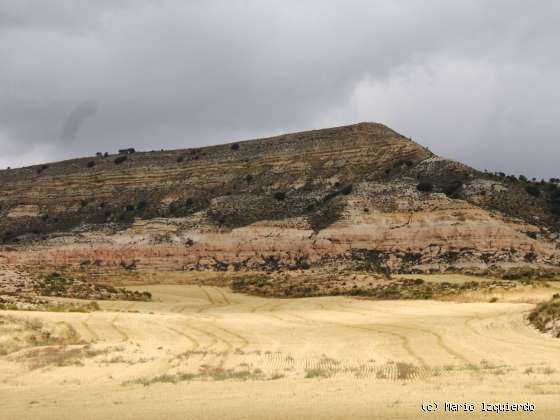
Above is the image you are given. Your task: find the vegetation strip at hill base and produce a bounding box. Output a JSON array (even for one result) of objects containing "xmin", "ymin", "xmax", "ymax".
[
  {"xmin": 529, "ymin": 294, "xmax": 560, "ymax": 337},
  {"xmin": 230, "ymin": 273, "xmax": 557, "ymax": 300},
  {"xmin": 0, "ymin": 267, "xmax": 152, "ymax": 311},
  {"xmin": 0, "ymin": 315, "xmax": 82, "ymax": 356}
]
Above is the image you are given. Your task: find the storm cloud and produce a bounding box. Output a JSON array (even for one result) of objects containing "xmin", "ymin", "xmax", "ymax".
[
  {"xmin": 60, "ymin": 100, "xmax": 97, "ymax": 141},
  {"xmin": 1, "ymin": 1, "xmax": 559, "ymax": 178}
]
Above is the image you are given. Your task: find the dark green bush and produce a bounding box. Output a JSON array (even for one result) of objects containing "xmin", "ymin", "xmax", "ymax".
[
  {"xmin": 525, "ymin": 185, "xmax": 541, "ymax": 198},
  {"xmin": 37, "ymin": 164, "xmax": 49, "ymax": 174},
  {"xmin": 340, "ymin": 184, "xmax": 353, "ymax": 195},
  {"xmin": 416, "ymin": 182, "xmax": 433, "ymax": 192},
  {"xmin": 550, "ymin": 199, "xmax": 560, "ymax": 216},
  {"xmin": 443, "ymin": 180, "xmax": 463, "ymax": 198}
]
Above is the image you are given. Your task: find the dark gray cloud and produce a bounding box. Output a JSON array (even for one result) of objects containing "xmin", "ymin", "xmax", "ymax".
[
  {"xmin": 61, "ymin": 100, "xmax": 97, "ymax": 141},
  {"xmin": 0, "ymin": 0, "xmax": 559, "ymax": 178}
]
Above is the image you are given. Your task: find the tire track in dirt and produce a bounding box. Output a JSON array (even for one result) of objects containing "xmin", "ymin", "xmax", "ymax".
[
  {"xmin": 199, "ymin": 324, "xmax": 234, "ymax": 368},
  {"xmin": 176, "ymin": 305, "xmax": 192, "ymax": 313},
  {"xmin": 162, "ymin": 287, "xmax": 234, "ymax": 314},
  {"xmin": 178, "ymin": 320, "xmax": 233, "ymax": 368},
  {"xmin": 209, "ymin": 323, "xmax": 250, "ymax": 352},
  {"xmin": 81, "ymin": 314, "xmax": 100, "ymax": 342},
  {"xmin": 249, "ymin": 300, "xmax": 287, "ymax": 321},
  {"xmin": 155, "ymin": 324, "xmax": 206, "ymax": 375},
  {"xmin": 465, "ymin": 311, "xmax": 560, "ymax": 353},
  {"xmin": 383, "ymin": 323, "xmax": 472, "ymax": 365},
  {"xmin": 178, "ymin": 322, "xmax": 219, "ymax": 349},
  {"xmin": 349, "ymin": 324, "xmax": 429, "ymax": 371},
  {"xmin": 199, "ymin": 286, "xmax": 216, "ymax": 304},
  {"xmin": 315, "ymin": 301, "xmax": 327, "ymax": 310},
  {"xmin": 107, "ymin": 317, "xmax": 203, "ymax": 381},
  {"xmin": 110, "ymin": 315, "xmax": 129, "ymax": 342},
  {"xmin": 169, "ymin": 288, "xmax": 244, "ymax": 367},
  {"xmin": 214, "ymin": 287, "xmax": 235, "ymax": 305},
  {"xmin": 157, "ymin": 323, "xmax": 205, "ymax": 376},
  {"xmin": 274, "ymin": 315, "xmax": 430, "ymax": 381},
  {"xmin": 194, "ymin": 287, "xmax": 250, "ymax": 359},
  {"xmin": 332, "ymin": 301, "xmax": 471, "ymax": 364},
  {"xmin": 55, "ymin": 320, "xmax": 77, "ymax": 337},
  {"xmin": 125, "ymin": 301, "xmax": 138, "ymax": 311},
  {"xmin": 195, "ymin": 286, "xmax": 234, "ymax": 313},
  {"xmin": 166, "ymin": 326, "xmax": 200, "ymax": 351},
  {"xmin": 272, "ymin": 300, "xmax": 465, "ymax": 372},
  {"xmin": 251, "ymin": 303, "xmax": 429, "ymax": 376},
  {"xmin": 253, "ymin": 302, "xmax": 428, "ymax": 368},
  {"xmin": 226, "ymin": 296, "xmax": 466, "ymax": 370},
  {"xmin": 250, "ymin": 300, "xmax": 284, "ymax": 313}
]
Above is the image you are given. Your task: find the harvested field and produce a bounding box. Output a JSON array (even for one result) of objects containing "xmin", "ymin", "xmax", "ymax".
[{"xmin": 1, "ymin": 282, "xmax": 560, "ymax": 419}]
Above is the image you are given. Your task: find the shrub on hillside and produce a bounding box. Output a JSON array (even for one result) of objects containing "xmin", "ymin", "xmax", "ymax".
[
  {"xmin": 528, "ymin": 296, "xmax": 560, "ymax": 336},
  {"xmin": 550, "ymin": 189, "xmax": 560, "ymax": 216},
  {"xmin": 526, "ymin": 185, "xmax": 541, "ymax": 198},
  {"xmin": 37, "ymin": 164, "xmax": 49, "ymax": 174},
  {"xmin": 443, "ymin": 180, "xmax": 463, "ymax": 198},
  {"xmin": 340, "ymin": 184, "xmax": 353, "ymax": 195},
  {"xmin": 416, "ymin": 182, "xmax": 433, "ymax": 192}
]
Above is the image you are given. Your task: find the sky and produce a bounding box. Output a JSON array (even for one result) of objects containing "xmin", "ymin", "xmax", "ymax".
[{"xmin": 1, "ymin": 0, "xmax": 559, "ymax": 178}]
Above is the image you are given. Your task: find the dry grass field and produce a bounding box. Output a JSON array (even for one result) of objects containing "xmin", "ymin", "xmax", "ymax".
[{"xmin": 1, "ymin": 281, "xmax": 560, "ymax": 419}]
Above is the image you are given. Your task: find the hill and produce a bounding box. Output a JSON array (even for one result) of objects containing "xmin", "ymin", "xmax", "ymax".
[{"xmin": 0, "ymin": 122, "xmax": 559, "ymax": 276}]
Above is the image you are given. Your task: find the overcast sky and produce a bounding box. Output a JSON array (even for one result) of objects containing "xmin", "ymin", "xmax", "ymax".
[{"xmin": 1, "ymin": 1, "xmax": 559, "ymax": 178}]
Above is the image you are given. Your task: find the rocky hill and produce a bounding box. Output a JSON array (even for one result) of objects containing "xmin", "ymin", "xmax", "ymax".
[{"xmin": 1, "ymin": 122, "xmax": 559, "ymax": 275}]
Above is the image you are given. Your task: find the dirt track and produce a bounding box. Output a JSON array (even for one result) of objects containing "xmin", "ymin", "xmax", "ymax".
[{"xmin": 2, "ymin": 285, "xmax": 560, "ymax": 419}]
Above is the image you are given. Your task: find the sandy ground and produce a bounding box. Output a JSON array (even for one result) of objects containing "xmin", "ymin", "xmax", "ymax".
[{"xmin": 1, "ymin": 284, "xmax": 560, "ymax": 420}]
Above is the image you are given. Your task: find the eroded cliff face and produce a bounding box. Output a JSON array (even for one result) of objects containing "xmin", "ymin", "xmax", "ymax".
[{"xmin": 0, "ymin": 123, "xmax": 559, "ymax": 274}]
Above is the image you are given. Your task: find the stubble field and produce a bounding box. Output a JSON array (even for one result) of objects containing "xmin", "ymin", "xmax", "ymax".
[{"xmin": 1, "ymin": 282, "xmax": 560, "ymax": 419}]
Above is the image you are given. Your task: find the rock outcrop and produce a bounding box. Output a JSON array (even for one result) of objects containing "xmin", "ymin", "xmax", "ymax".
[{"xmin": 0, "ymin": 122, "xmax": 559, "ymax": 274}]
